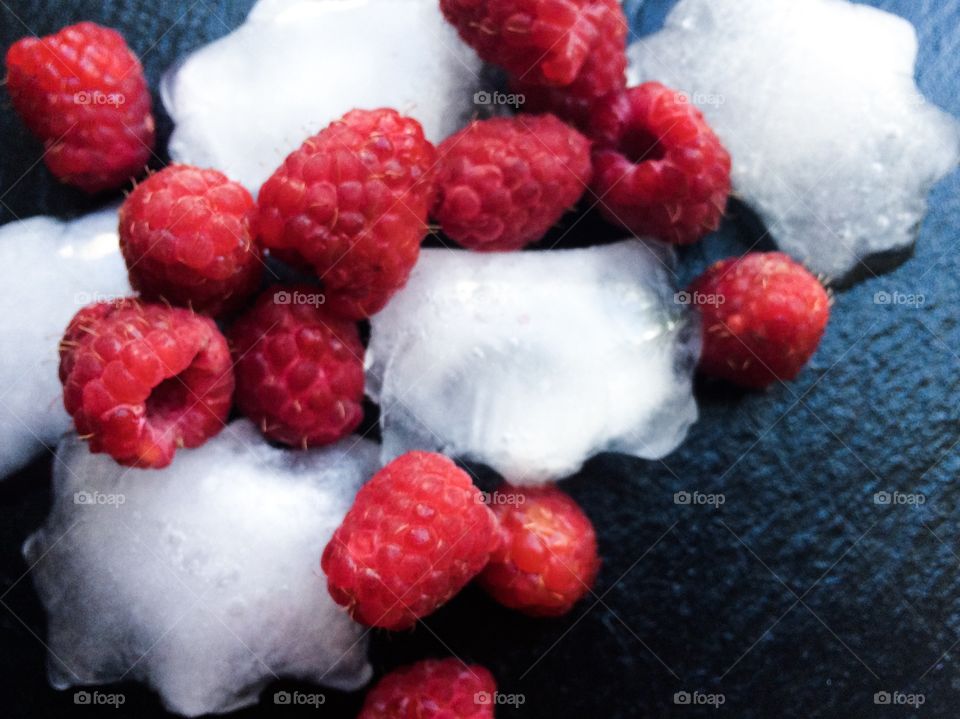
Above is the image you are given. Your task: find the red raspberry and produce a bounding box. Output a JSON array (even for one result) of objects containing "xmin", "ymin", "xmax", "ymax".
[
  {"xmin": 589, "ymin": 83, "xmax": 732, "ymax": 245},
  {"xmin": 358, "ymin": 658, "xmax": 497, "ymax": 719},
  {"xmin": 58, "ymin": 299, "xmax": 234, "ymax": 468},
  {"xmin": 5, "ymin": 22, "xmax": 155, "ymax": 194},
  {"xmin": 479, "ymin": 484, "xmax": 599, "ymax": 616},
  {"xmin": 229, "ymin": 285, "xmax": 364, "ymax": 448},
  {"xmin": 321, "ymin": 452, "xmax": 498, "ymax": 630},
  {"xmin": 441, "ymin": 0, "xmax": 626, "ymax": 102},
  {"xmin": 119, "ymin": 165, "xmax": 262, "ymax": 316},
  {"xmin": 434, "ymin": 115, "xmax": 591, "ymax": 251},
  {"xmin": 256, "ymin": 108, "xmax": 437, "ymax": 319},
  {"xmin": 689, "ymin": 252, "xmax": 830, "ymax": 389},
  {"xmin": 509, "ymin": 0, "xmax": 629, "ymax": 129}
]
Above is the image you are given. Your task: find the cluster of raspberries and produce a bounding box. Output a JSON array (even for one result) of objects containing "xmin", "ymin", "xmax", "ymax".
[{"xmin": 6, "ymin": 1, "xmax": 833, "ymax": 711}]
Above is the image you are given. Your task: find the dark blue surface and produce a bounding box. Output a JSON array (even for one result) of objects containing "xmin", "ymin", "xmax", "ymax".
[{"xmin": 1, "ymin": 1, "xmax": 960, "ymax": 717}]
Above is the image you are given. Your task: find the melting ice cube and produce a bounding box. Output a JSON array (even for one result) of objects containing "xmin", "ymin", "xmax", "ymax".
[
  {"xmin": 0, "ymin": 208, "xmax": 129, "ymax": 478},
  {"xmin": 24, "ymin": 420, "xmax": 378, "ymax": 717},
  {"xmin": 366, "ymin": 240, "xmax": 700, "ymax": 484},
  {"xmin": 628, "ymin": 0, "xmax": 960, "ymax": 283},
  {"xmin": 161, "ymin": 0, "xmax": 485, "ymax": 194}
]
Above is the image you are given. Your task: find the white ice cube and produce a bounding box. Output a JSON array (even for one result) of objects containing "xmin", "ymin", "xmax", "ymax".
[
  {"xmin": 0, "ymin": 208, "xmax": 129, "ymax": 478},
  {"xmin": 366, "ymin": 240, "xmax": 700, "ymax": 484},
  {"xmin": 23, "ymin": 420, "xmax": 378, "ymax": 717},
  {"xmin": 628, "ymin": 0, "xmax": 960, "ymax": 282},
  {"xmin": 161, "ymin": 0, "xmax": 484, "ymax": 194}
]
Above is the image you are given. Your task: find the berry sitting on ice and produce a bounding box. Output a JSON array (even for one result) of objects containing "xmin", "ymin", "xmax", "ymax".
[
  {"xmin": 480, "ymin": 484, "xmax": 599, "ymax": 616},
  {"xmin": 358, "ymin": 658, "xmax": 497, "ymax": 719},
  {"xmin": 434, "ymin": 114, "xmax": 592, "ymax": 252},
  {"xmin": 229, "ymin": 285, "xmax": 365, "ymax": 448},
  {"xmin": 256, "ymin": 108, "xmax": 437, "ymax": 319},
  {"xmin": 589, "ymin": 83, "xmax": 732, "ymax": 245},
  {"xmin": 689, "ymin": 252, "xmax": 830, "ymax": 389},
  {"xmin": 506, "ymin": 0, "xmax": 630, "ymax": 129},
  {"xmin": 5, "ymin": 22, "xmax": 155, "ymax": 194},
  {"xmin": 119, "ymin": 165, "xmax": 262, "ymax": 316},
  {"xmin": 321, "ymin": 452, "xmax": 498, "ymax": 630},
  {"xmin": 59, "ymin": 298, "xmax": 234, "ymax": 468},
  {"xmin": 440, "ymin": 0, "xmax": 627, "ymax": 105}
]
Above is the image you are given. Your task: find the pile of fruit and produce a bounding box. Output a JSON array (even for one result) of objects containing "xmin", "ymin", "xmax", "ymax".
[{"xmin": 4, "ymin": 1, "xmax": 831, "ymax": 713}]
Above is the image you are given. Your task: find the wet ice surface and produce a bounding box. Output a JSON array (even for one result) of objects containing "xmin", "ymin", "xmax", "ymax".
[
  {"xmin": 24, "ymin": 421, "xmax": 378, "ymax": 717},
  {"xmin": 367, "ymin": 241, "xmax": 700, "ymax": 485},
  {"xmin": 162, "ymin": 0, "xmax": 484, "ymax": 194},
  {"xmin": 628, "ymin": 0, "xmax": 960, "ymax": 283},
  {"xmin": 0, "ymin": 208, "xmax": 129, "ymax": 478}
]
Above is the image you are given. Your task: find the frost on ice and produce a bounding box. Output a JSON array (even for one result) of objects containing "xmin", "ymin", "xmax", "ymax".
[
  {"xmin": 24, "ymin": 421, "xmax": 378, "ymax": 717},
  {"xmin": 628, "ymin": 0, "xmax": 960, "ymax": 283},
  {"xmin": 162, "ymin": 0, "xmax": 485, "ymax": 193},
  {"xmin": 367, "ymin": 241, "xmax": 700, "ymax": 484},
  {"xmin": 0, "ymin": 208, "xmax": 129, "ymax": 478}
]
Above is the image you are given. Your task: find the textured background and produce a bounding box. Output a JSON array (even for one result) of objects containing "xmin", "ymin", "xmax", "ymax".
[{"xmin": 1, "ymin": 0, "xmax": 960, "ymax": 717}]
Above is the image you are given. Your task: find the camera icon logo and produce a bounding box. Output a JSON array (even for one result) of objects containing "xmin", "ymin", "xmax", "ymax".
[
  {"xmin": 274, "ymin": 691, "xmax": 291, "ymax": 705},
  {"xmin": 74, "ymin": 691, "xmax": 91, "ymax": 705},
  {"xmin": 474, "ymin": 691, "xmax": 492, "ymax": 705},
  {"xmin": 473, "ymin": 90, "xmax": 492, "ymax": 105},
  {"xmin": 873, "ymin": 491, "xmax": 891, "ymax": 505},
  {"xmin": 274, "ymin": 291, "xmax": 292, "ymax": 305},
  {"xmin": 674, "ymin": 691, "xmax": 692, "ymax": 705},
  {"xmin": 74, "ymin": 491, "xmax": 94, "ymax": 505},
  {"xmin": 674, "ymin": 491, "xmax": 691, "ymax": 505},
  {"xmin": 874, "ymin": 691, "xmax": 891, "ymax": 705}
]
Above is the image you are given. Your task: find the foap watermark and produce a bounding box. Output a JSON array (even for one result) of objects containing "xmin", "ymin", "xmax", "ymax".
[
  {"xmin": 74, "ymin": 690, "xmax": 125, "ymax": 708},
  {"xmin": 675, "ymin": 290, "xmax": 725, "ymax": 307},
  {"xmin": 474, "ymin": 90, "xmax": 525, "ymax": 109},
  {"xmin": 74, "ymin": 291, "xmax": 126, "ymax": 306},
  {"xmin": 74, "ymin": 490, "xmax": 125, "ymax": 507},
  {"xmin": 478, "ymin": 490, "xmax": 526, "ymax": 507},
  {"xmin": 475, "ymin": 691, "xmax": 525, "ymax": 708},
  {"xmin": 274, "ymin": 290, "xmax": 325, "ymax": 307},
  {"xmin": 874, "ymin": 690, "xmax": 925, "ymax": 708},
  {"xmin": 874, "ymin": 290, "xmax": 925, "ymax": 309},
  {"xmin": 674, "ymin": 691, "xmax": 725, "ymax": 709},
  {"xmin": 874, "ymin": 491, "xmax": 925, "ymax": 507},
  {"xmin": 675, "ymin": 91, "xmax": 726, "ymax": 107},
  {"xmin": 674, "ymin": 490, "xmax": 725, "ymax": 508},
  {"xmin": 74, "ymin": 90, "xmax": 125, "ymax": 107},
  {"xmin": 273, "ymin": 690, "xmax": 326, "ymax": 707}
]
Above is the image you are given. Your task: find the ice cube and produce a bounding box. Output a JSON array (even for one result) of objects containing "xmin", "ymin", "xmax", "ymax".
[
  {"xmin": 0, "ymin": 208, "xmax": 129, "ymax": 478},
  {"xmin": 23, "ymin": 420, "xmax": 377, "ymax": 717},
  {"xmin": 161, "ymin": 0, "xmax": 485, "ymax": 194},
  {"xmin": 366, "ymin": 240, "xmax": 700, "ymax": 484},
  {"xmin": 627, "ymin": 0, "xmax": 960, "ymax": 283}
]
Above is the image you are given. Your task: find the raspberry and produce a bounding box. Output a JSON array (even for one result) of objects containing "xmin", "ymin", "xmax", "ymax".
[
  {"xmin": 58, "ymin": 299, "xmax": 234, "ymax": 468},
  {"xmin": 689, "ymin": 252, "xmax": 830, "ymax": 389},
  {"xmin": 479, "ymin": 484, "xmax": 599, "ymax": 616},
  {"xmin": 589, "ymin": 83, "xmax": 732, "ymax": 245},
  {"xmin": 441, "ymin": 0, "xmax": 626, "ymax": 102},
  {"xmin": 5, "ymin": 22, "xmax": 155, "ymax": 194},
  {"xmin": 229, "ymin": 285, "xmax": 364, "ymax": 448},
  {"xmin": 358, "ymin": 658, "xmax": 496, "ymax": 719},
  {"xmin": 119, "ymin": 165, "xmax": 262, "ymax": 316},
  {"xmin": 509, "ymin": 0, "xmax": 629, "ymax": 129},
  {"xmin": 256, "ymin": 108, "xmax": 436, "ymax": 319},
  {"xmin": 434, "ymin": 114, "xmax": 592, "ymax": 252},
  {"xmin": 321, "ymin": 452, "xmax": 498, "ymax": 630}
]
